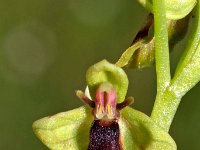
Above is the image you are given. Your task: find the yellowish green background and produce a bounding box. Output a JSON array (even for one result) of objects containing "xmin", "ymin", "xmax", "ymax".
[{"xmin": 0, "ymin": 0, "xmax": 199, "ymax": 149}]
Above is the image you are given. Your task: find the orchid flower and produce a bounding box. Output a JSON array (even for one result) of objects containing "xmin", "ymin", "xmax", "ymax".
[{"xmin": 32, "ymin": 60, "xmax": 176, "ymax": 150}]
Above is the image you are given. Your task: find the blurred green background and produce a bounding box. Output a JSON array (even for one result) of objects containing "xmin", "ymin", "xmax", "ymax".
[{"xmin": 0, "ymin": 0, "xmax": 199, "ymax": 149}]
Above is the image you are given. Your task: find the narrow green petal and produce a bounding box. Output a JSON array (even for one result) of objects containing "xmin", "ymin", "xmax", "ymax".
[
  {"xmin": 32, "ymin": 106, "xmax": 93, "ymax": 150},
  {"xmin": 120, "ymin": 107, "xmax": 177, "ymax": 150},
  {"xmin": 86, "ymin": 60, "xmax": 128, "ymax": 102}
]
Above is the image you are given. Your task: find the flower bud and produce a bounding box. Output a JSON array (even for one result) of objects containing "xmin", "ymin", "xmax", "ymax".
[{"xmin": 138, "ymin": 0, "xmax": 196, "ymax": 19}]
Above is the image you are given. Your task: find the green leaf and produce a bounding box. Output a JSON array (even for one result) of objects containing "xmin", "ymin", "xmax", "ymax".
[
  {"xmin": 32, "ymin": 106, "xmax": 93, "ymax": 150},
  {"xmin": 86, "ymin": 60, "xmax": 128, "ymax": 102},
  {"xmin": 120, "ymin": 107, "xmax": 177, "ymax": 149}
]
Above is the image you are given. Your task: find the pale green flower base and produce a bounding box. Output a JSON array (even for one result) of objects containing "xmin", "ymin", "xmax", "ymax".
[{"xmin": 33, "ymin": 106, "xmax": 176, "ymax": 150}]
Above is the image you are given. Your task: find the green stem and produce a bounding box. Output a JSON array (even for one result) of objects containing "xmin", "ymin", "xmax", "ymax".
[
  {"xmin": 174, "ymin": 1, "xmax": 200, "ymax": 80},
  {"xmin": 153, "ymin": 0, "xmax": 171, "ymax": 94},
  {"xmin": 151, "ymin": 1, "xmax": 200, "ymax": 132},
  {"xmin": 150, "ymin": 0, "xmax": 171, "ymax": 131},
  {"xmin": 152, "ymin": 87, "xmax": 181, "ymax": 132}
]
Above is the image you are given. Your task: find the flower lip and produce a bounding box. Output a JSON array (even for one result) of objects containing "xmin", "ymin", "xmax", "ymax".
[{"xmin": 88, "ymin": 119, "xmax": 122, "ymax": 150}]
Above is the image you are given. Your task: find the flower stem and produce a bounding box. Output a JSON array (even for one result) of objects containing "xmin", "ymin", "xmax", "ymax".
[
  {"xmin": 151, "ymin": 0, "xmax": 200, "ymax": 132},
  {"xmin": 150, "ymin": 0, "xmax": 171, "ymax": 131},
  {"xmin": 153, "ymin": 0, "xmax": 171, "ymax": 94}
]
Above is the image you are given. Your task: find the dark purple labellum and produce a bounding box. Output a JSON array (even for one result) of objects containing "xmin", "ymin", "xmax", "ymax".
[
  {"xmin": 88, "ymin": 120, "xmax": 121, "ymax": 150},
  {"xmin": 76, "ymin": 82, "xmax": 133, "ymax": 150}
]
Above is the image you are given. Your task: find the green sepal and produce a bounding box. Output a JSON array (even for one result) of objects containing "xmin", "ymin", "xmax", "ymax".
[
  {"xmin": 32, "ymin": 106, "xmax": 93, "ymax": 150},
  {"xmin": 120, "ymin": 107, "xmax": 177, "ymax": 149},
  {"xmin": 33, "ymin": 106, "xmax": 176, "ymax": 150},
  {"xmin": 86, "ymin": 60, "xmax": 128, "ymax": 103}
]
